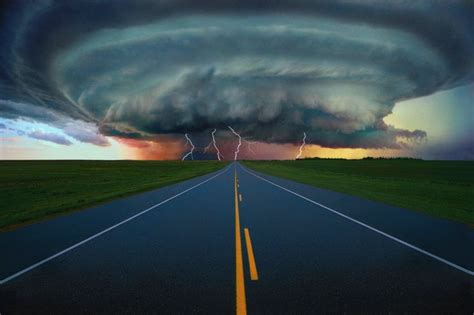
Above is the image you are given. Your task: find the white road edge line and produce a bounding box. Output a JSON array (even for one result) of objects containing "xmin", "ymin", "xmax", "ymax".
[
  {"xmin": 0, "ymin": 166, "xmax": 231, "ymax": 285},
  {"xmin": 240, "ymin": 165, "xmax": 474, "ymax": 276}
]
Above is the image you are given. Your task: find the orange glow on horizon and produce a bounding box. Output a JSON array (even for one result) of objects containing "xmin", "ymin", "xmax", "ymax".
[{"xmin": 115, "ymin": 137, "xmax": 185, "ymax": 160}]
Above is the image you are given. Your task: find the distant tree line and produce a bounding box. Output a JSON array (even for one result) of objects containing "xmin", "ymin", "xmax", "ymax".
[{"xmin": 296, "ymin": 157, "xmax": 423, "ymax": 161}]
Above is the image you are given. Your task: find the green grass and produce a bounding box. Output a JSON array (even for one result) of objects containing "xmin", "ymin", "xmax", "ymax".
[
  {"xmin": 243, "ymin": 159, "xmax": 474, "ymax": 225},
  {"xmin": 0, "ymin": 160, "xmax": 228, "ymax": 231}
]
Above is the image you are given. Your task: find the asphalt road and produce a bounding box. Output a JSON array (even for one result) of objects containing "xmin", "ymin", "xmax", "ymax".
[{"xmin": 0, "ymin": 162, "xmax": 473, "ymax": 314}]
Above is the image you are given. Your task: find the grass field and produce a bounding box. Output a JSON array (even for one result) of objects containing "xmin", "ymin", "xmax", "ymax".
[
  {"xmin": 243, "ymin": 159, "xmax": 474, "ymax": 225},
  {"xmin": 0, "ymin": 160, "xmax": 228, "ymax": 231}
]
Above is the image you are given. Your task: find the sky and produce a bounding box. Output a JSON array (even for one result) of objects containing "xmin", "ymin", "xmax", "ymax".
[{"xmin": 1, "ymin": 0, "xmax": 473, "ymax": 160}]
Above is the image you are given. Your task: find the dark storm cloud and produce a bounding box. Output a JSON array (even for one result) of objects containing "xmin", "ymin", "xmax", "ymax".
[
  {"xmin": 0, "ymin": 99, "xmax": 64, "ymax": 122},
  {"xmin": 1, "ymin": 0, "xmax": 473, "ymax": 149}
]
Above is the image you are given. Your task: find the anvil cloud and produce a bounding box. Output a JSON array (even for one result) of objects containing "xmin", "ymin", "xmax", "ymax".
[{"xmin": 1, "ymin": 0, "xmax": 473, "ymax": 155}]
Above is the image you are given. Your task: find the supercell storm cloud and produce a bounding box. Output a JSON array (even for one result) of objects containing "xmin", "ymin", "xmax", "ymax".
[{"xmin": 1, "ymin": 0, "xmax": 473, "ymax": 154}]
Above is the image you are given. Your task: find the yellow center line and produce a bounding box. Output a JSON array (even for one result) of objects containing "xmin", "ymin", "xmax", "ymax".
[
  {"xmin": 235, "ymin": 170, "xmax": 247, "ymax": 315},
  {"xmin": 244, "ymin": 228, "xmax": 259, "ymax": 281}
]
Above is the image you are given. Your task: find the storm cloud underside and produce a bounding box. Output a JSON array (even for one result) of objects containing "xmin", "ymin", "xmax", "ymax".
[{"xmin": 1, "ymin": 1, "xmax": 473, "ymax": 153}]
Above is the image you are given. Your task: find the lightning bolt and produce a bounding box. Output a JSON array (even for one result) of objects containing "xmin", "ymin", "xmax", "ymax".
[
  {"xmin": 296, "ymin": 132, "xmax": 307, "ymax": 159},
  {"xmin": 228, "ymin": 126, "xmax": 242, "ymax": 161},
  {"xmin": 243, "ymin": 137, "xmax": 256, "ymax": 155},
  {"xmin": 211, "ymin": 128, "xmax": 224, "ymax": 160},
  {"xmin": 182, "ymin": 133, "xmax": 195, "ymax": 161},
  {"xmin": 203, "ymin": 129, "xmax": 224, "ymax": 160},
  {"xmin": 203, "ymin": 141, "xmax": 213, "ymax": 153}
]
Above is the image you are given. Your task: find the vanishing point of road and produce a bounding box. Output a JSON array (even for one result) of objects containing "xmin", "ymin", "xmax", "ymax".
[{"xmin": 1, "ymin": 163, "xmax": 473, "ymax": 313}]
